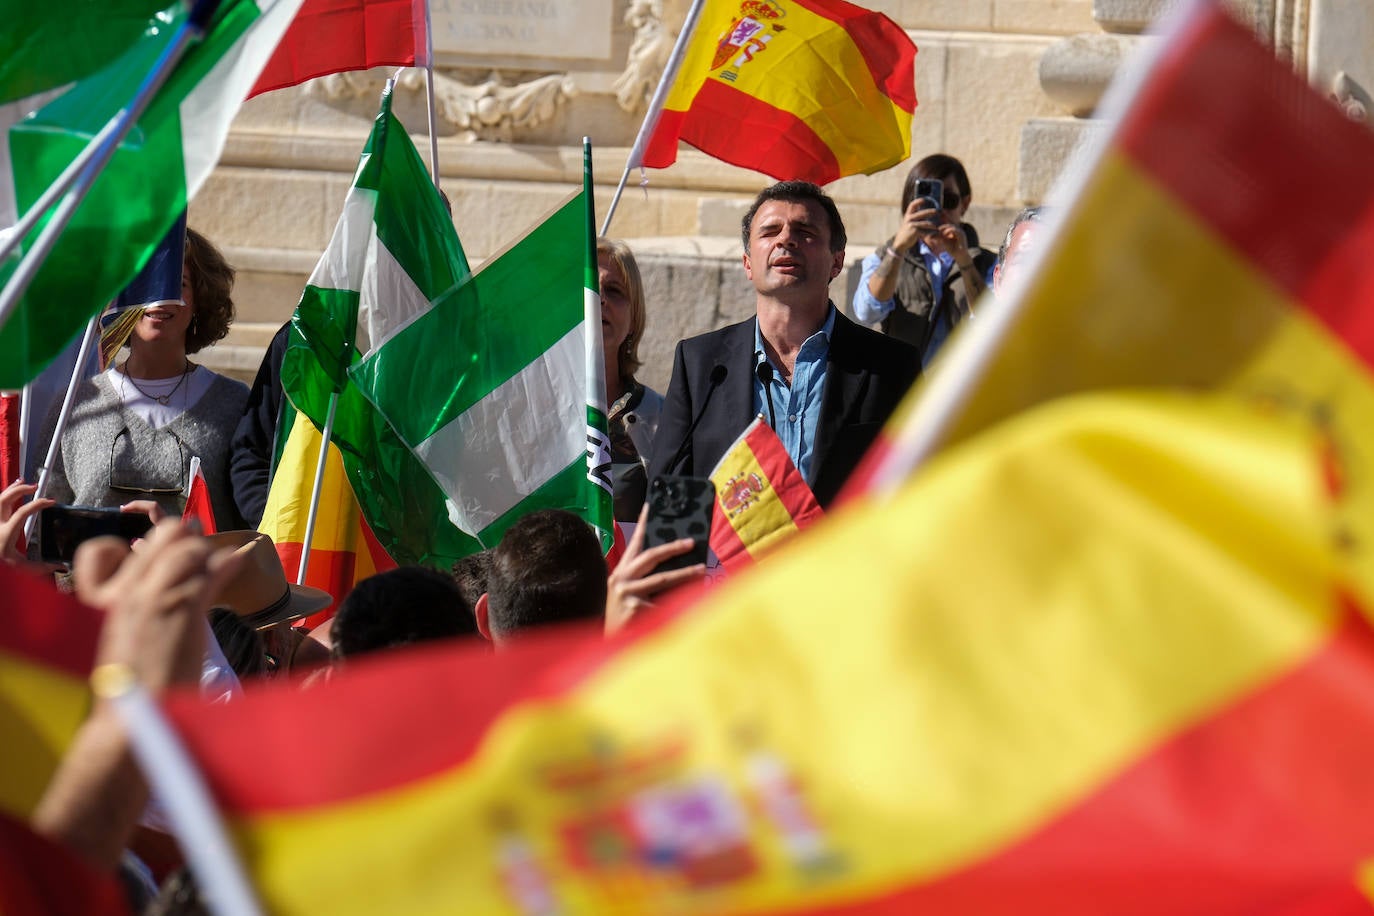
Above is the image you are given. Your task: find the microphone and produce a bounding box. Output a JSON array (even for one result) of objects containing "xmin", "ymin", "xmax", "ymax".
[
  {"xmin": 665, "ymin": 364, "xmax": 728, "ymax": 475},
  {"xmin": 755, "ymin": 360, "xmax": 777, "ymax": 431}
]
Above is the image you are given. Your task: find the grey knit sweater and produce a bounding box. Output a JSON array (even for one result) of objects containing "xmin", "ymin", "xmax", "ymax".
[{"xmin": 41, "ymin": 370, "xmax": 249, "ymax": 529}]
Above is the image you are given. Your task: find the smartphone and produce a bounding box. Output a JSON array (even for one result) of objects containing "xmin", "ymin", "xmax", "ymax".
[
  {"xmin": 39, "ymin": 505, "xmax": 155, "ymax": 564},
  {"xmin": 914, "ymin": 178, "xmax": 945, "ymax": 222},
  {"xmin": 643, "ymin": 475, "xmax": 714, "ymax": 573}
]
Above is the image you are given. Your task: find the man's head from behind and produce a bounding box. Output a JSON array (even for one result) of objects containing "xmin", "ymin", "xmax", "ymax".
[
  {"xmin": 476, "ymin": 509, "xmax": 607, "ymax": 645},
  {"xmin": 994, "ymin": 205, "xmax": 1049, "ymax": 294},
  {"xmin": 332, "ymin": 565, "xmax": 477, "ymax": 659}
]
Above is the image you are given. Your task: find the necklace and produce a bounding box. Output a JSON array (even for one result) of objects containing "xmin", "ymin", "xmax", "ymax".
[{"xmin": 121, "ymin": 360, "xmax": 192, "ymax": 406}]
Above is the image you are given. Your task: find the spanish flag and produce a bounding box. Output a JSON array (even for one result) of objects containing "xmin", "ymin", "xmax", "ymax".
[
  {"xmin": 859, "ymin": 0, "xmax": 1374, "ymax": 613},
  {"xmin": 709, "ymin": 416, "xmax": 823, "ymax": 569},
  {"xmin": 0, "ymin": 811, "xmax": 130, "ymax": 915},
  {"xmin": 643, "ymin": 0, "xmax": 916, "ymax": 185},
  {"xmin": 160, "ymin": 388, "xmax": 1374, "ymax": 913},
  {"xmin": 258, "ymin": 409, "xmax": 395, "ymax": 627},
  {"xmin": 0, "ymin": 566, "xmax": 100, "ymax": 822}
]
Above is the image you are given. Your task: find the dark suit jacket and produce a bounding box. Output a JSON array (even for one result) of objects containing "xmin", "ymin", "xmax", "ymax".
[{"xmin": 648, "ymin": 310, "xmax": 920, "ymax": 507}]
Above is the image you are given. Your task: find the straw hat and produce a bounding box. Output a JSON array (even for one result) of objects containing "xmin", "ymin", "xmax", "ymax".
[{"xmin": 207, "ymin": 531, "xmax": 332, "ymax": 629}]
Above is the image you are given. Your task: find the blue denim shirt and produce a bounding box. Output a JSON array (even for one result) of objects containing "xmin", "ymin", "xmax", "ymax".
[{"xmin": 752, "ymin": 306, "xmax": 836, "ymax": 481}]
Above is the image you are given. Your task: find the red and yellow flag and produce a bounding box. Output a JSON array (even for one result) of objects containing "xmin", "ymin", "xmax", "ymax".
[
  {"xmin": 0, "ymin": 566, "xmax": 100, "ymax": 822},
  {"xmin": 709, "ymin": 417, "xmax": 822, "ymax": 569},
  {"xmin": 162, "ymin": 390, "xmax": 1374, "ymax": 913},
  {"xmin": 643, "ymin": 0, "xmax": 916, "ymax": 185},
  {"xmin": 258, "ymin": 410, "xmax": 395, "ymax": 627},
  {"xmin": 860, "ymin": 2, "xmax": 1374, "ymax": 609}
]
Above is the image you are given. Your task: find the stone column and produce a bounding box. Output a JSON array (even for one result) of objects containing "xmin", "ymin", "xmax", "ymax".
[{"xmin": 1014, "ymin": 0, "xmax": 1340, "ymax": 204}]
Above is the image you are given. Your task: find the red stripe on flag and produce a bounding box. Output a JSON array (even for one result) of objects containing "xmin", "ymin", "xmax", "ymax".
[
  {"xmin": 743, "ymin": 423, "xmax": 822, "ymax": 524},
  {"xmin": 673, "ymin": 81, "xmax": 842, "ymax": 185},
  {"xmin": 643, "ymin": 108, "xmax": 688, "ymax": 169},
  {"xmin": 1117, "ymin": 6, "xmax": 1374, "ymax": 369},
  {"xmin": 275, "ymin": 542, "xmax": 352, "ymax": 612},
  {"xmin": 250, "ymin": 0, "xmax": 423, "ymax": 98},
  {"xmin": 792, "ymin": 0, "xmax": 917, "ymax": 113},
  {"xmin": 165, "ymin": 608, "xmax": 700, "ymax": 812},
  {"xmin": 0, "ymin": 564, "xmax": 102, "ymax": 678},
  {"xmin": 788, "ymin": 602, "xmax": 1374, "ymax": 915},
  {"xmin": 0, "ymin": 812, "xmax": 130, "ymax": 916}
]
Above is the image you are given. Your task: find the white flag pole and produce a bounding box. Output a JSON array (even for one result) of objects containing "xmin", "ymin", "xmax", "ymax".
[
  {"xmin": 599, "ymin": 0, "xmax": 708, "ymax": 237},
  {"xmin": 96, "ymin": 665, "xmax": 263, "ymax": 916},
  {"xmin": 23, "ymin": 315, "xmax": 100, "ymax": 543},
  {"xmin": 0, "ymin": 0, "xmax": 221, "ymax": 333},
  {"xmin": 296, "ymin": 390, "xmax": 338, "ymax": 586},
  {"xmin": 422, "ymin": 0, "xmax": 441, "ymax": 190},
  {"xmin": 18, "ymin": 380, "xmax": 33, "ymax": 482}
]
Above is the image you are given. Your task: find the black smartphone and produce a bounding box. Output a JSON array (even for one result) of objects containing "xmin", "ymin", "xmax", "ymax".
[
  {"xmin": 39, "ymin": 505, "xmax": 155, "ymax": 564},
  {"xmin": 914, "ymin": 178, "xmax": 945, "ymax": 222},
  {"xmin": 643, "ymin": 475, "xmax": 714, "ymax": 573}
]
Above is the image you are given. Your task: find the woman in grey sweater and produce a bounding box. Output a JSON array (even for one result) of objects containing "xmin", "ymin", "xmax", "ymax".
[{"xmin": 41, "ymin": 228, "xmax": 249, "ymax": 529}]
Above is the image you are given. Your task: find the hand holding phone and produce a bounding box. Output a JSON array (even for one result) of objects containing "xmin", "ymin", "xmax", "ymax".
[
  {"xmin": 643, "ymin": 475, "xmax": 714, "ymax": 573},
  {"xmin": 40, "ymin": 505, "xmax": 155, "ymax": 565}
]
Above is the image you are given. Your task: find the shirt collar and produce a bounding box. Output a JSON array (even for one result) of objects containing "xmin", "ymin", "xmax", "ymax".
[{"xmin": 753, "ymin": 304, "xmax": 838, "ymax": 363}]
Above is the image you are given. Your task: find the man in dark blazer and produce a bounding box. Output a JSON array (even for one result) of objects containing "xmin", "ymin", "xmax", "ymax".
[{"xmin": 649, "ymin": 181, "xmax": 920, "ymax": 508}]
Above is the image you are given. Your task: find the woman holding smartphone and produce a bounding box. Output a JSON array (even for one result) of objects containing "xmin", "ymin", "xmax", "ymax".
[
  {"xmin": 39, "ymin": 227, "xmax": 249, "ymax": 530},
  {"xmin": 851, "ymin": 153, "xmax": 998, "ymax": 367}
]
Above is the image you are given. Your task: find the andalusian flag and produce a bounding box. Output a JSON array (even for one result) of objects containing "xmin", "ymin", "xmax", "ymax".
[
  {"xmin": 860, "ymin": 1, "xmax": 1374, "ymax": 607},
  {"xmin": 281, "ymin": 87, "xmax": 482, "ymax": 568},
  {"xmin": 257, "ymin": 408, "xmax": 395, "ymax": 625},
  {"xmin": 160, "ymin": 389, "xmax": 1374, "ymax": 913},
  {"xmin": 0, "ymin": 565, "xmax": 101, "ymax": 822},
  {"xmin": 0, "ymin": 0, "xmax": 304, "ymax": 388},
  {"xmin": 350, "ymin": 183, "xmax": 615, "ymax": 551},
  {"xmin": 251, "ymin": 0, "xmax": 429, "ymax": 97},
  {"xmin": 0, "ymin": 0, "xmax": 165, "ymax": 104},
  {"xmin": 708, "ymin": 417, "xmax": 822, "ymax": 570},
  {"xmin": 641, "ymin": 0, "xmax": 916, "ymax": 185}
]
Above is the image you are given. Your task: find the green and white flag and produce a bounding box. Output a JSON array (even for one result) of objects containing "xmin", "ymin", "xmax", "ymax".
[
  {"xmin": 0, "ymin": 0, "xmax": 168, "ymax": 105},
  {"xmin": 0, "ymin": 0, "xmax": 303, "ymax": 388},
  {"xmin": 350, "ymin": 178, "xmax": 615, "ymax": 552},
  {"xmin": 282, "ymin": 88, "xmax": 481, "ymax": 568}
]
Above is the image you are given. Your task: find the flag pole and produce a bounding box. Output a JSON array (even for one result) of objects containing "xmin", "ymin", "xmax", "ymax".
[
  {"xmin": 599, "ymin": 0, "xmax": 707, "ymax": 237},
  {"xmin": 18, "ymin": 381, "xmax": 32, "ymax": 481},
  {"xmin": 96, "ymin": 666, "xmax": 264, "ymax": 916},
  {"xmin": 23, "ymin": 315, "xmax": 100, "ymax": 544},
  {"xmin": 296, "ymin": 390, "xmax": 339, "ymax": 586},
  {"xmin": 0, "ymin": 0, "xmax": 222, "ymax": 334},
  {"xmin": 422, "ymin": 0, "xmax": 441, "ymax": 190},
  {"xmin": 0, "ymin": 116, "xmax": 125, "ymax": 266}
]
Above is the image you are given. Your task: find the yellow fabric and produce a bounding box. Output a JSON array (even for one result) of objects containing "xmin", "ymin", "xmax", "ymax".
[
  {"xmin": 665, "ymin": 0, "xmax": 911, "ymax": 174},
  {"xmin": 891, "ymin": 150, "xmax": 1374, "ymax": 607},
  {"xmin": 0, "ymin": 654, "xmax": 89, "ymax": 820},
  {"xmin": 235, "ymin": 392, "xmax": 1342, "ymax": 914},
  {"xmin": 258, "ymin": 410, "xmax": 373, "ymax": 571}
]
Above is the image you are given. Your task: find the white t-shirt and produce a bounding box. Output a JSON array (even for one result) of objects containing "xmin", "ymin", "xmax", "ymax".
[{"xmin": 107, "ymin": 365, "xmax": 213, "ymax": 429}]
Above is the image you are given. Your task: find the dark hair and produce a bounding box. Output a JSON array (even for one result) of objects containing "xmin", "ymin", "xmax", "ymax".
[
  {"xmin": 183, "ymin": 227, "xmax": 235, "ymax": 354},
  {"xmin": 333, "ymin": 566, "xmax": 476, "ymax": 658},
  {"xmin": 900, "ymin": 154, "xmax": 973, "ymax": 214},
  {"xmin": 209, "ymin": 608, "xmax": 267, "ymax": 679},
  {"xmin": 450, "ymin": 549, "xmax": 493, "ymax": 619},
  {"xmin": 998, "ymin": 205, "xmax": 1048, "ymax": 265},
  {"xmin": 486, "ymin": 509, "xmax": 607, "ymax": 639},
  {"xmin": 740, "ymin": 180, "xmax": 846, "ymax": 254}
]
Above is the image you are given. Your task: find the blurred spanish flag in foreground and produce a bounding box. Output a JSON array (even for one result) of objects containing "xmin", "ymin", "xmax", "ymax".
[
  {"xmin": 0, "ymin": 566, "xmax": 100, "ymax": 822},
  {"xmin": 641, "ymin": 0, "xmax": 916, "ymax": 185},
  {"xmin": 258, "ymin": 409, "xmax": 395, "ymax": 626},
  {"xmin": 857, "ymin": 0, "xmax": 1374, "ymax": 606},
  {"xmin": 162, "ymin": 390, "xmax": 1374, "ymax": 913}
]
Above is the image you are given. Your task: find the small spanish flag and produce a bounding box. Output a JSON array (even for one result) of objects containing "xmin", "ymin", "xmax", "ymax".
[
  {"xmin": 258, "ymin": 410, "xmax": 395, "ymax": 627},
  {"xmin": 0, "ymin": 565, "xmax": 101, "ymax": 822},
  {"xmin": 709, "ymin": 416, "xmax": 823, "ymax": 570},
  {"xmin": 644, "ymin": 0, "xmax": 917, "ymax": 185}
]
